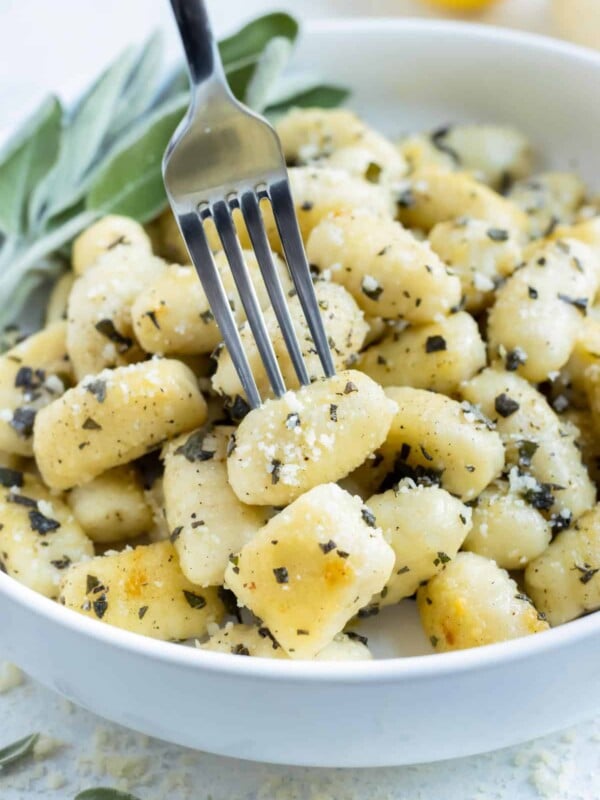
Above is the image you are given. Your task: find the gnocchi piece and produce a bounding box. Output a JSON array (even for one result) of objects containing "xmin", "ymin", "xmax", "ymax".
[
  {"xmin": 396, "ymin": 169, "xmax": 529, "ymax": 233},
  {"xmin": 367, "ymin": 483, "xmax": 472, "ymax": 605},
  {"xmin": 276, "ymin": 108, "xmax": 407, "ymax": 184},
  {"xmin": 487, "ymin": 238, "xmax": 599, "ymax": 382},
  {"xmin": 462, "ymin": 368, "xmax": 595, "ymax": 519},
  {"xmin": 67, "ymin": 247, "xmax": 166, "ymax": 379},
  {"xmin": 463, "ymin": 479, "xmax": 552, "ymax": 569},
  {"xmin": 306, "ymin": 210, "xmax": 462, "ymax": 321},
  {"xmin": 426, "ymin": 124, "xmax": 533, "ymax": 189},
  {"xmin": 67, "ymin": 465, "xmax": 153, "ymax": 544},
  {"xmin": 212, "ymin": 281, "xmax": 368, "ymax": 401},
  {"xmin": 71, "ymin": 215, "xmax": 152, "ymax": 276},
  {"xmin": 202, "ymin": 623, "xmax": 371, "ymax": 660},
  {"xmin": 34, "ymin": 359, "xmax": 207, "ymax": 490},
  {"xmin": 59, "ymin": 541, "xmax": 224, "ymax": 640},
  {"xmin": 131, "ymin": 251, "xmax": 291, "ymax": 356},
  {"xmin": 0, "ymin": 321, "xmax": 71, "ymax": 457},
  {"xmin": 428, "ymin": 218, "xmax": 522, "ymax": 312},
  {"xmin": 397, "ymin": 134, "xmax": 455, "ymax": 175},
  {"xmin": 380, "ymin": 387, "xmax": 505, "ymax": 501},
  {"xmin": 418, "ymin": 552, "xmax": 549, "ymax": 652},
  {"xmin": 45, "ymin": 271, "xmax": 75, "ymax": 324},
  {"xmin": 507, "ymin": 172, "xmax": 586, "ymax": 237},
  {"xmin": 525, "ymin": 504, "xmax": 600, "ymax": 626},
  {"xmin": 358, "ymin": 311, "xmax": 486, "ymax": 395},
  {"xmin": 224, "ymin": 483, "xmax": 394, "ymax": 659},
  {"xmin": 0, "ymin": 472, "xmax": 93, "ymax": 598},
  {"xmin": 227, "ymin": 370, "xmax": 396, "ymax": 506},
  {"xmin": 163, "ymin": 426, "xmax": 270, "ymax": 586}
]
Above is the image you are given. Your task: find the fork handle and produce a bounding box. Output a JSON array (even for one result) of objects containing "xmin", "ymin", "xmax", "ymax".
[{"xmin": 169, "ymin": 0, "xmax": 225, "ymax": 91}]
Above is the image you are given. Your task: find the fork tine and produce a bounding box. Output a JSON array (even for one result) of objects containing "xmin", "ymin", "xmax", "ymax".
[
  {"xmin": 239, "ymin": 190, "xmax": 311, "ymax": 388},
  {"xmin": 177, "ymin": 210, "xmax": 262, "ymax": 408},
  {"xmin": 211, "ymin": 199, "xmax": 287, "ymax": 399},
  {"xmin": 268, "ymin": 179, "xmax": 336, "ymax": 378}
]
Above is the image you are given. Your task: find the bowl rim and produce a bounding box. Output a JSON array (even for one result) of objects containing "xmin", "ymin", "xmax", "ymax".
[{"xmin": 4, "ymin": 16, "xmax": 600, "ymax": 684}]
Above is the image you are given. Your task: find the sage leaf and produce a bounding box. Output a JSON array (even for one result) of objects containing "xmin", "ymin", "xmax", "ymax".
[
  {"xmin": 219, "ymin": 12, "xmax": 298, "ymax": 70},
  {"xmin": 0, "ymin": 96, "xmax": 61, "ymax": 235},
  {"xmin": 0, "ymin": 733, "xmax": 39, "ymax": 769},
  {"xmin": 86, "ymin": 95, "xmax": 188, "ymax": 222},
  {"xmin": 109, "ymin": 32, "xmax": 165, "ymax": 140},
  {"xmin": 75, "ymin": 790, "xmax": 142, "ymax": 800},
  {"xmin": 245, "ymin": 36, "xmax": 294, "ymax": 113},
  {"xmin": 29, "ymin": 44, "xmax": 139, "ymax": 227},
  {"xmin": 266, "ymin": 85, "xmax": 349, "ymax": 116}
]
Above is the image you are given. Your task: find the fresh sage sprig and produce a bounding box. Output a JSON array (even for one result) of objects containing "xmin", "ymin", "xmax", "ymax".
[
  {"xmin": 0, "ymin": 12, "xmax": 348, "ymax": 330},
  {"xmin": 0, "ymin": 732, "xmax": 39, "ymax": 769}
]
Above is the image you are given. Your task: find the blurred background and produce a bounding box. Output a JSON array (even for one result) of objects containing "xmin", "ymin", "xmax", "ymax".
[{"xmin": 1, "ymin": 0, "xmax": 599, "ymax": 145}]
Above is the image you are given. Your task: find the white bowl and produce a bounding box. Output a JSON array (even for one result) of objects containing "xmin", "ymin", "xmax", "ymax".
[{"xmin": 3, "ymin": 19, "xmax": 600, "ymax": 768}]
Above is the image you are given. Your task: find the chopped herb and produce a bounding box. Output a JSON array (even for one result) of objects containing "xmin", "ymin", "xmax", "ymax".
[
  {"xmin": 558, "ymin": 293, "xmax": 588, "ymax": 312},
  {"xmin": 344, "ymin": 381, "xmax": 358, "ymax": 394},
  {"xmin": 174, "ymin": 431, "xmax": 215, "ymax": 463},
  {"xmin": 296, "ymin": 628, "xmax": 310, "ymax": 636},
  {"xmin": 319, "ymin": 540, "xmax": 336, "ymax": 554},
  {"xmin": 433, "ymin": 551, "xmax": 451, "ymax": 566},
  {"xmin": 169, "ymin": 526, "xmax": 183, "ymax": 542},
  {"xmin": 93, "ymin": 594, "xmax": 108, "ymax": 619},
  {"xmin": 9, "ymin": 407, "xmax": 36, "ymax": 438},
  {"xmin": 258, "ymin": 626, "xmax": 280, "ymax": 649},
  {"xmin": 420, "ymin": 445, "xmax": 434, "ymax": 462},
  {"xmin": 86, "ymin": 574, "xmax": 101, "ymax": 594},
  {"xmin": 518, "ymin": 440, "xmax": 539, "ymax": 467},
  {"xmin": 329, "ymin": 404, "xmax": 338, "ymax": 422},
  {"xmin": 82, "ymin": 417, "xmax": 102, "ymax": 431},
  {"xmin": 138, "ymin": 606, "xmax": 149, "ymax": 619},
  {"xmin": 226, "ymin": 432, "xmax": 237, "ymax": 457},
  {"xmin": 29, "ymin": 510, "xmax": 60, "ymax": 534},
  {"xmin": 15, "ymin": 366, "xmax": 45, "ymax": 391},
  {"xmin": 7, "ymin": 492, "xmax": 38, "ymax": 509},
  {"xmin": 361, "ymin": 506, "xmax": 376, "ymax": 528},
  {"xmin": 377, "ymin": 246, "xmax": 390, "ymax": 257},
  {"xmin": 551, "ymin": 510, "xmax": 572, "ymax": 535},
  {"xmin": 226, "ymin": 395, "xmax": 250, "ymax": 422},
  {"xmin": 430, "ymin": 125, "xmax": 460, "ymax": 163},
  {"xmin": 430, "ymin": 635, "xmax": 439, "ymax": 648},
  {"xmin": 365, "ymin": 161, "xmax": 382, "ymax": 183},
  {"xmin": 543, "ymin": 216, "xmax": 559, "ymax": 237},
  {"xmin": 50, "ymin": 556, "xmax": 71, "ymax": 569},
  {"xmin": 528, "ymin": 286, "xmax": 538, "ymax": 299},
  {"xmin": 94, "ymin": 319, "xmax": 133, "ymax": 352},
  {"xmin": 337, "ymin": 550, "xmax": 350, "ymax": 559},
  {"xmin": 85, "ymin": 379, "xmax": 107, "ymax": 403},
  {"xmin": 145, "ymin": 310, "xmax": 160, "ymax": 330},
  {"xmin": 358, "ymin": 603, "xmax": 380, "ymax": 619},
  {"xmin": 232, "ymin": 643, "xmax": 250, "ymax": 655},
  {"xmin": 183, "ymin": 590, "xmax": 207, "ymax": 609},
  {"xmin": 273, "ymin": 566, "xmax": 289, "ymax": 584},
  {"xmin": 459, "ymin": 514, "xmax": 467, "ymax": 525},
  {"xmin": 494, "ymin": 393, "xmax": 520, "ymax": 418},
  {"xmin": 200, "ymin": 309, "xmax": 214, "ymax": 324},
  {"xmin": 505, "ymin": 348, "xmax": 527, "ymax": 372},
  {"xmin": 228, "ymin": 553, "xmax": 240, "ymax": 574},
  {"xmin": 574, "ymin": 563, "xmax": 600, "ymax": 585},
  {"xmin": 134, "ymin": 451, "xmax": 162, "ymax": 490},
  {"xmin": 487, "ymin": 228, "xmax": 509, "ymax": 242},
  {"xmin": 397, "ymin": 565, "xmax": 410, "ymax": 575},
  {"xmin": 346, "ymin": 631, "xmax": 368, "ymax": 646},
  {"xmin": 361, "ymin": 277, "xmax": 383, "ymax": 301},
  {"xmin": 270, "ymin": 459, "xmax": 282, "ymax": 485},
  {"xmin": 217, "ymin": 586, "xmax": 242, "ymax": 620},
  {"xmin": 285, "ymin": 412, "xmax": 301, "ymax": 429},
  {"xmin": 191, "ymin": 519, "xmax": 205, "ymax": 529},
  {"xmin": 0, "ymin": 467, "xmax": 23, "ymax": 488},
  {"xmin": 425, "ymin": 335, "xmax": 447, "ymax": 354},
  {"xmin": 379, "ymin": 455, "xmax": 443, "ymax": 492},
  {"xmin": 301, "ymin": 200, "xmax": 314, "ymax": 211},
  {"xmin": 522, "ymin": 482, "xmax": 557, "ymax": 511}
]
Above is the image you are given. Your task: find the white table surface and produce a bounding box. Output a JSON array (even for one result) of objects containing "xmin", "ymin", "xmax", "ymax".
[{"xmin": 2, "ymin": 1, "xmax": 600, "ymax": 797}]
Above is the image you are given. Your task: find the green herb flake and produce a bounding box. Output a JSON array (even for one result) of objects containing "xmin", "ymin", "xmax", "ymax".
[
  {"xmin": 425, "ymin": 335, "xmax": 446, "ymax": 353},
  {"xmin": 0, "ymin": 732, "xmax": 40, "ymax": 770},
  {"xmin": 494, "ymin": 393, "xmax": 520, "ymax": 418},
  {"xmin": 9, "ymin": 407, "xmax": 36, "ymax": 438},
  {"xmin": 82, "ymin": 417, "xmax": 102, "ymax": 431},
  {"xmin": 94, "ymin": 319, "xmax": 133, "ymax": 352},
  {"xmin": 174, "ymin": 431, "xmax": 215, "ymax": 463},
  {"xmin": 273, "ymin": 566, "xmax": 289, "ymax": 584},
  {"xmin": 487, "ymin": 228, "xmax": 509, "ymax": 242},
  {"xmin": 183, "ymin": 590, "xmax": 207, "ymax": 609},
  {"xmin": 0, "ymin": 467, "xmax": 23, "ymax": 488}
]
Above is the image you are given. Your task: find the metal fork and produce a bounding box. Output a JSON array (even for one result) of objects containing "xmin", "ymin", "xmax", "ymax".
[{"xmin": 163, "ymin": 0, "xmax": 335, "ymax": 408}]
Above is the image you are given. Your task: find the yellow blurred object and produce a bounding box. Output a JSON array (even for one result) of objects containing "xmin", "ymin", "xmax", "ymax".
[{"xmin": 425, "ymin": 0, "xmax": 497, "ymax": 11}]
